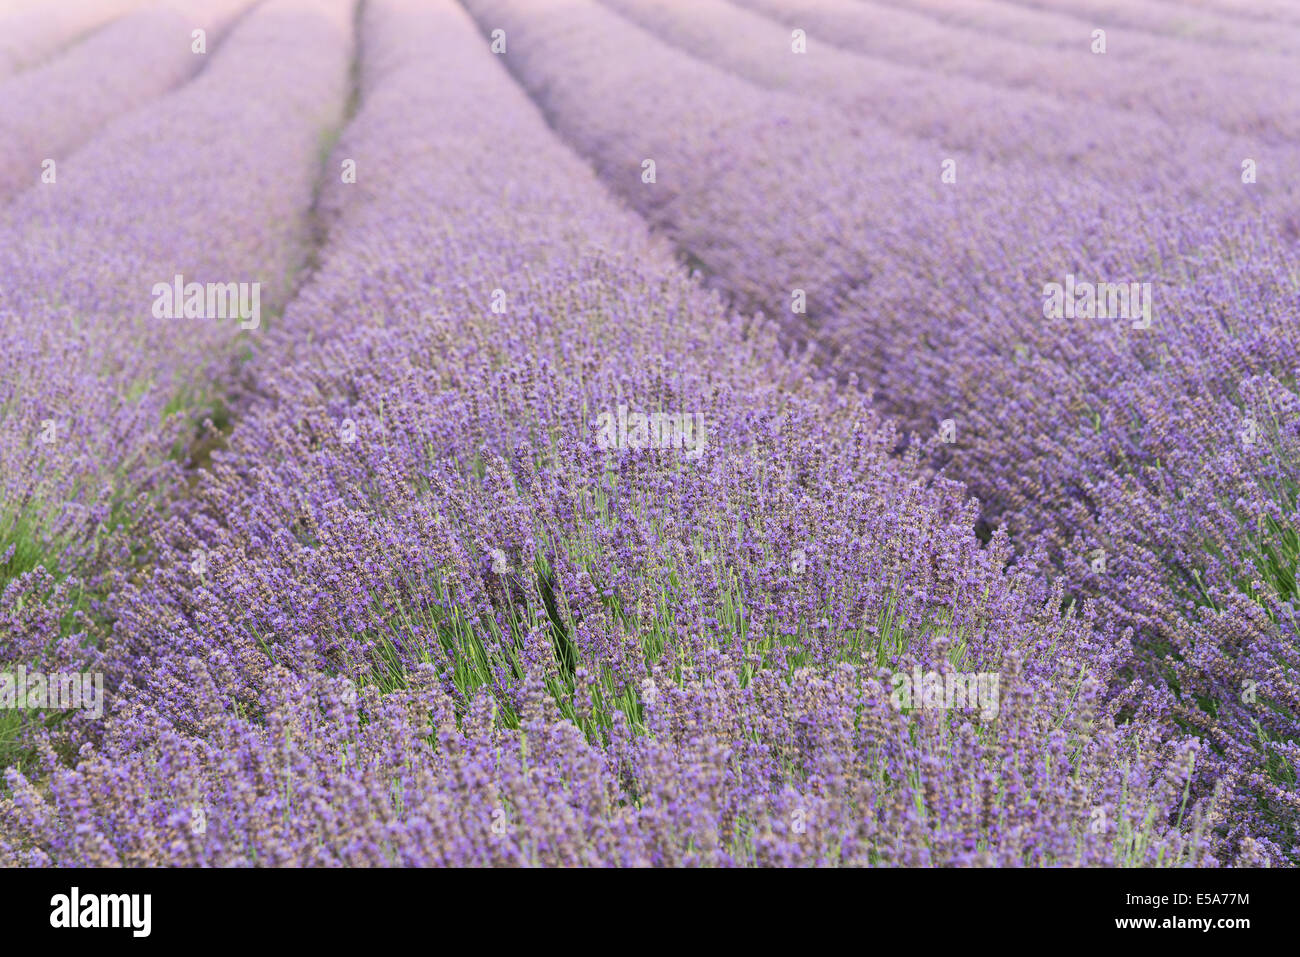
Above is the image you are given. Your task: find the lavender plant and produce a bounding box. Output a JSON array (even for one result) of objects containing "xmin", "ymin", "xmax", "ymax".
[
  {"xmin": 0, "ymin": 0, "xmax": 1293, "ymax": 868},
  {"xmin": 594, "ymin": 0, "xmax": 1299, "ymax": 214},
  {"xmin": 0, "ymin": 0, "xmax": 1217, "ymax": 867},
  {"xmin": 0, "ymin": 0, "xmax": 255, "ymax": 203},
  {"xmin": 874, "ymin": 0, "xmax": 1300, "ymax": 56},
  {"xmin": 0, "ymin": 0, "xmax": 353, "ymax": 730},
  {"xmin": 463, "ymin": 0, "xmax": 1300, "ymax": 861},
  {"xmin": 729, "ymin": 0, "xmax": 1300, "ymax": 139},
  {"xmin": 0, "ymin": 0, "xmax": 149, "ymax": 80}
]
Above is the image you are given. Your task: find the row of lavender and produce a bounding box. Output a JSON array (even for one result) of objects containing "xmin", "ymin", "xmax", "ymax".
[
  {"xmin": 947, "ymin": 0, "xmax": 1300, "ymax": 49},
  {"xmin": 0, "ymin": 0, "xmax": 148, "ymax": 80},
  {"xmin": 0, "ymin": 0, "xmax": 255, "ymax": 203},
  {"xmin": 459, "ymin": 0, "xmax": 1300, "ymax": 860},
  {"xmin": 597, "ymin": 0, "xmax": 1299, "ymax": 218},
  {"xmin": 0, "ymin": 0, "xmax": 352, "ymax": 727},
  {"xmin": 732, "ymin": 0, "xmax": 1300, "ymax": 139},
  {"xmin": 1, "ymin": 0, "xmax": 1214, "ymax": 865},
  {"xmin": 868, "ymin": 0, "xmax": 1300, "ymax": 56}
]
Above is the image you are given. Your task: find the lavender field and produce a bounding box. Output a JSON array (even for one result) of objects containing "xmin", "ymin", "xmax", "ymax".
[{"xmin": 0, "ymin": 0, "xmax": 1296, "ymax": 869}]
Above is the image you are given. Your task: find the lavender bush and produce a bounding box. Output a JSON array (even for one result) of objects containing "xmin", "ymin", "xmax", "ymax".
[
  {"xmin": 0, "ymin": 0, "xmax": 254, "ymax": 202},
  {"xmin": 0, "ymin": 0, "xmax": 352, "ymax": 703},
  {"xmin": 0, "ymin": 0, "xmax": 149, "ymax": 80},
  {"xmin": 595, "ymin": 0, "xmax": 1299, "ymax": 213},
  {"xmin": 730, "ymin": 0, "xmax": 1300, "ymax": 139},
  {"xmin": 0, "ymin": 0, "xmax": 1293, "ymax": 867},
  {"xmin": 962, "ymin": 0, "xmax": 1300, "ymax": 52},
  {"xmin": 874, "ymin": 0, "xmax": 1300, "ymax": 56},
  {"xmin": 461, "ymin": 0, "xmax": 1300, "ymax": 861}
]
